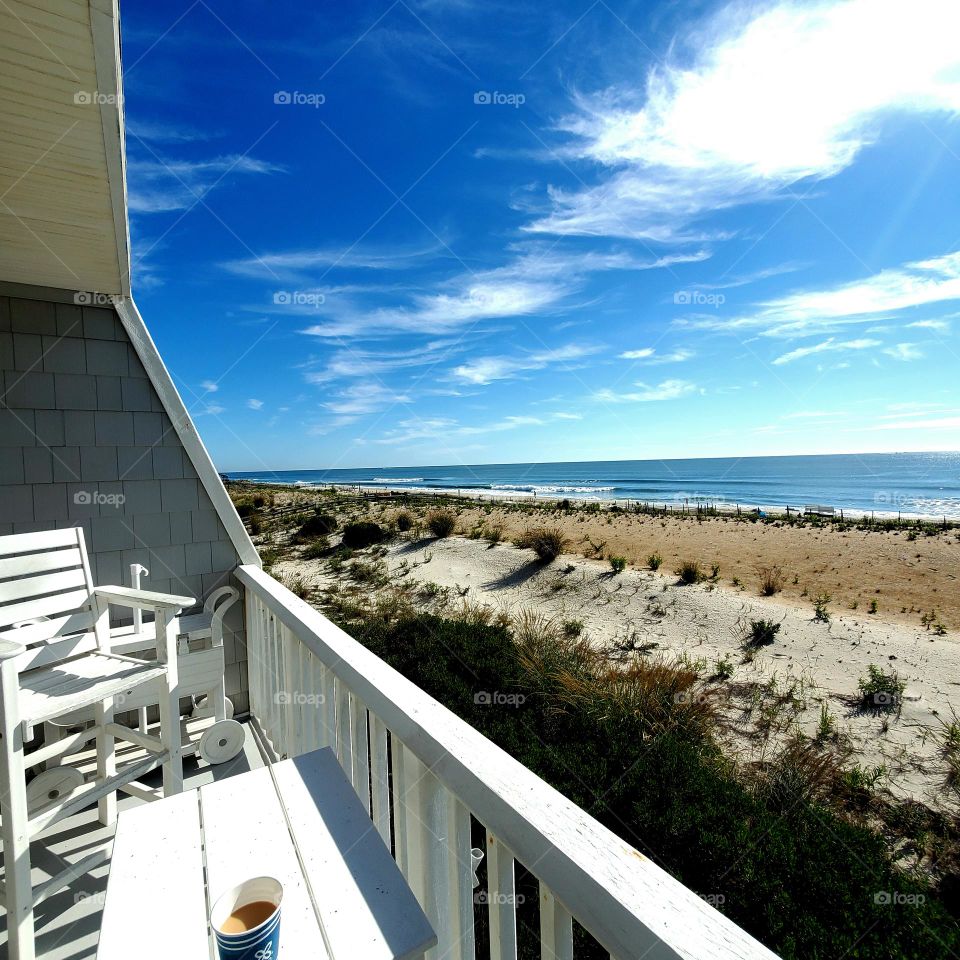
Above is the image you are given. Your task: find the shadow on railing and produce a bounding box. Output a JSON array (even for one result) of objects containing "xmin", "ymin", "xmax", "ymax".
[{"xmin": 236, "ymin": 564, "xmax": 779, "ymax": 960}]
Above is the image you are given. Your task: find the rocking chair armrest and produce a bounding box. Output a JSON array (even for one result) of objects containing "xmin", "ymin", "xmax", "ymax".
[
  {"xmin": 94, "ymin": 586, "xmax": 196, "ymax": 612},
  {"xmin": 0, "ymin": 636, "xmax": 26, "ymax": 661}
]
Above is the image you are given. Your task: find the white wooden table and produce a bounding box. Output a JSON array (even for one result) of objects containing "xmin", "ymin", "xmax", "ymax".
[{"xmin": 97, "ymin": 747, "xmax": 436, "ymax": 960}]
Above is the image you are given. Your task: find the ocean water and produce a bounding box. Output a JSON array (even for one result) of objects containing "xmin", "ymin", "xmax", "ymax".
[{"xmin": 229, "ymin": 451, "xmax": 960, "ymax": 519}]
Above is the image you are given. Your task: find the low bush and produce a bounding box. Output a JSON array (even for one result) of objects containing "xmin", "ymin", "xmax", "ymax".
[
  {"xmin": 516, "ymin": 527, "xmax": 568, "ymax": 563},
  {"xmin": 858, "ymin": 664, "xmax": 905, "ymax": 713},
  {"xmin": 394, "ymin": 509, "xmax": 414, "ymax": 532},
  {"xmin": 296, "ymin": 512, "xmax": 337, "ymax": 540},
  {"xmin": 300, "ymin": 540, "xmax": 328, "ymax": 560},
  {"xmin": 759, "ymin": 564, "xmax": 785, "ymax": 596},
  {"xmin": 609, "ymin": 555, "xmax": 627, "ymax": 574},
  {"xmin": 648, "ymin": 552, "xmax": 663, "ymax": 571},
  {"xmin": 345, "ymin": 612, "xmax": 959, "ymax": 959},
  {"xmin": 675, "ymin": 559, "xmax": 705, "ymax": 584},
  {"xmin": 744, "ymin": 618, "xmax": 781, "ymax": 648},
  {"xmin": 426, "ymin": 509, "xmax": 457, "ymax": 538},
  {"xmin": 341, "ymin": 521, "xmax": 387, "ymax": 549}
]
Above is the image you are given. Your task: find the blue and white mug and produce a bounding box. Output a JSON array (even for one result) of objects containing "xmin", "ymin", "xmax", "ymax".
[{"xmin": 211, "ymin": 876, "xmax": 283, "ymax": 960}]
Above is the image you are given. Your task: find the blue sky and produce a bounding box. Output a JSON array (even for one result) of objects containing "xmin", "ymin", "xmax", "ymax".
[{"xmin": 122, "ymin": 0, "xmax": 960, "ymax": 471}]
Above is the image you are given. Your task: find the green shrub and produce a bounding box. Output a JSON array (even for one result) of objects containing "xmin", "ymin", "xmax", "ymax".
[
  {"xmin": 296, "ymin": 512, "xmax": 337, "ymax": 540},
  {"xmin": 516, "ymin": 527, "xmax": 568, "ymax": 563},
  {"xmin": 609, "ymin": 555, "xmax": 627, "ymax": 574},
  {"xmin": 426, "ymin": 509, "xmax": 457, "ymax": 538},
  {"xmin": 813, "ymin": 593, "xmax": 832, "ymax": 622},
  {"xmin": 858, "ymin": 664, "xmax": 905, "ymax": 713},
  {"xmin": 675, "ymin": 559, "xmax": 705, "ymax": 584},
  {"xmin": 395, "ymin": 510, "xmax": 414, "ymax": 532},
  {"xmin": 341, "ymin": 521, "xmax": 386, "ymax": 549},
  {"xmin": 744, "ymin": 619, "xmax": 781, "ymax": 648},
  {"xmin": 345, "ymin": 612, "xmax": 959, "ymax": 959},
  {"xmin": 648, "ymin": 552, "xmax": 663, "ymax": 571},
  {"xmin": 301, "ymin": 540, "xmax": 328, "ymax": 560}
]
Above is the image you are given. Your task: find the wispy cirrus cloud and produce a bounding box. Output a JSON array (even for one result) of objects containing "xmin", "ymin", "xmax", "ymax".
[
  {"xmin": 374, "ymin": 410, "xmax": 577, "ymax": 445},
  {"xmin": 772, "ymin": 337, "xmax": 881, "ymax": 365},
  {"xmin": 692, "ymin": 250, "xmax": 960, "ymax": 338},
  {"xmin": 296, "ymin": 247, "xmax": 706, "ymax": 337},
  {"xmin": 324, "ymin": 382, "xmax": 412, "ymax": 417},
  {"xmin": 452, "ymin": 343, "xmax": 601, "ymax": 385},
  {"xmin": 619, "ymin": 347, "xmax": 694, "ymax": 363},
  {"xmin": 594, "ymin": 378, "xmax": 699, "ymax": 403},
  {"xmin": 527, "ymin": 0, "xmax": 960, "ymax": 242},
  {"xmin": 128, "ymin": 155, "xmax": 283, "ymax": 213},
  {"xmin": 222, "ymin": 241, "xmax": 447, "ymax": 281},
  {"xmin": 883, "ymin": 342, "xmax": 924, "ymax": 361}
]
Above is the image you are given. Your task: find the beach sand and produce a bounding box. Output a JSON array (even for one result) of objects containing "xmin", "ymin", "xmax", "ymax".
[{"xmin": 245, "ymin": 484, "xmax": 960, "ymax": 807}]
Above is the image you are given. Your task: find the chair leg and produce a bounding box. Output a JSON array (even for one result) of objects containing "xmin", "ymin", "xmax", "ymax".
[
  {"xmin": 0, "ymin": 662, "xmax": 36, "ymax": 960},
  {"xmin": 95, "ymin": 696, "xmax": 116, "ymax": 826},
  {"xmin": 156, "ymin": 610, "xmax": 183, "ymax": 797}
]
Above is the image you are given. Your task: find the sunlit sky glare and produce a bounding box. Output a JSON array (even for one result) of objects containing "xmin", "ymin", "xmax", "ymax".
[{"xmin": 123, "ymin": 0, "xmax": 960, "ymax": 470}]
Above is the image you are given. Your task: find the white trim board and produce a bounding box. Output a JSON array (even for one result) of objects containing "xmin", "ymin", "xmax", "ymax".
[
  {"xmin": 90, "ymin": 0, "xmax": 131, "ymax": 298},
  {"xmin": 115, "ymin": 297, "xmax": 260, "ymax": 567}
]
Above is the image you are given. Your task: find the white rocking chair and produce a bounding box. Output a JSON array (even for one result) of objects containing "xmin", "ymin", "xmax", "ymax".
[{"xmin": 0, "ymin": 527, "xmax": 191, "ymax": 960}]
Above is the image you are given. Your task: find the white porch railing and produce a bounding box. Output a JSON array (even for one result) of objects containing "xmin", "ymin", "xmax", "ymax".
[{"xmin": 236, "ymin": 564, "xmax": 780, "ymax": 960}]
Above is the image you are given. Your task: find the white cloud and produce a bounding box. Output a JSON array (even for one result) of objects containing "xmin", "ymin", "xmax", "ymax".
[
  {"xmin": 128, "ymin": 155, "xmax": 282, "ymax": 214},
  {"xmin": 594, "ymin": 379, "xmax": 698, "ymax": 402},
  {"xmin": 619, "ymin": 347, "xmax": 693, "ymax": 363},
  {"xmin": 325, "ymin": 382, "xmax": 412, "ymax": 417},
  {"xmin": 528, "ymin": 0, "xmax": 960, "ymax": 241},
  {"xmin": 201, "ymin": 380, "xmax": 219, "ymax": 392},
  {"xmin": 907, "ymin": 317, "xmax": 952, "ymax": 331},
  {"xmin": 696, "ymin": 250, "xmax": 960, "ymax": 338},
  {"xmin": 883, "ymin": 342, "xmax": 924, "ymax": 361},
  {"xmin": 452, "ymin": 343, "xmax": 600, "ymax": 385},
  {"xmin": 303, "ymin": 340, "xmax": 462, "ymax": 384},
  {"xmin": 297, "ymin": 248, "xmax": 707, "ymax": 336},
  {"xmin": 772, "ymin": 337, "xmax": 880, "ymax": 365},
  {"xmin": 247, "ymin": 398, "xmax": 264, "ymax": 409},
  {"xmin": 222, "ymin": 241, "xmax": 444, "ymax": 280}
]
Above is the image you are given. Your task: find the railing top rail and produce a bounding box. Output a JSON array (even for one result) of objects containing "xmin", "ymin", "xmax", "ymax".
[{"xmin": 237, "ymin": 563, "xmax": 779, "ymax": 960}]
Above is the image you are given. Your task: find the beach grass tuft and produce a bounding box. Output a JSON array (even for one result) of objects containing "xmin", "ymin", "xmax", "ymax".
[
  {"xmin": 516, "ymin": 526, "xmax": 568, "ymax": 563},
  {"xmin": 426, "ymin": 509, "xmax": 458, "ymax": 538}
]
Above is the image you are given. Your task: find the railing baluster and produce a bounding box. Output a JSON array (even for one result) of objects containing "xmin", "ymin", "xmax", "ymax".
[
  {"xmin": 487, "ymin": 833, "xmax": 518, "ymax": 960},
  {"xmin": 336, "ymin": 677, "xmax": 353, "ymax": 779},
  {"xmin": 321, "ymin": 663, "xmax": 336, "ymax": 750},
  {"xmin": 417, "ymin": 766, "xmax": 452, "ymax": 960},
  {"xmin": 370, "ymin": 715, "xmax": 390, "ymax": 845},
  {"xmin": 282, "ymin": 624, "xmax": 298, "ymax": 757},
  {"xmin": 448, "ymin": 795, "xmax": 476, "ymax": 960},
  {"xmin": 350, "ymin": 695, "xmax": 370, "ymax": 812},
  {"xmin": 302, "ymin": 642, "xmax": 320, "ymax": 753},
  {"xmin": 539, "ymin": 884, "xmax": 573, "ymax": 960},
  {"xmin": 391, "ymin": 733, "xmax": 408, "ymax": 875}
]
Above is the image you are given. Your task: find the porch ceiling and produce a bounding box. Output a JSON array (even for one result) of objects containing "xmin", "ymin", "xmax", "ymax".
[{"xmin": 0, "ymin": 0, "xmax": 129, "ymax": 296}]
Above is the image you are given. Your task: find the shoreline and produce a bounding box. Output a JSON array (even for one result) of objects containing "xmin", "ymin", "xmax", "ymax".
[{"xmin": 229, "ymin": 478, "xmax": 960, "ymax": 524}]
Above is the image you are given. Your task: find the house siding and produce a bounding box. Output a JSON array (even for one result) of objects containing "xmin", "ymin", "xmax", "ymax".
[{"xmin": 0, "ymin": 291, "xmax": 249, "ymax": 714}]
